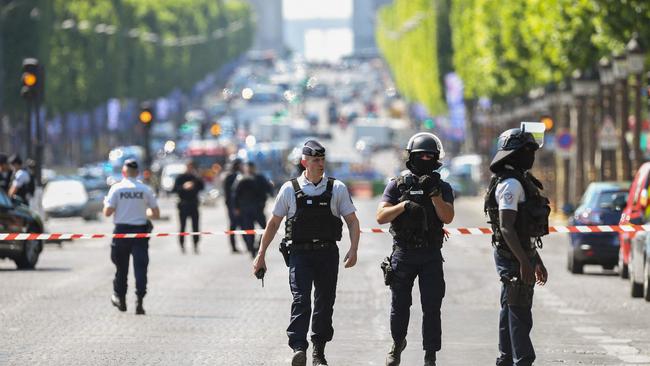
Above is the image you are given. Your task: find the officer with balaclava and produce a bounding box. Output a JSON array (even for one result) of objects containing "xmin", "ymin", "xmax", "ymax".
[
  {"xmin": 376, "ymin": 132, "xmax": 455, "ymax": 366},
  {"xmin": 484, "ymin": 126, "xmax": 550, "ymax": 366}
]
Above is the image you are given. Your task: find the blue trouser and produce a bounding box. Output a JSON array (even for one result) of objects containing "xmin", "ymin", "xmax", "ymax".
[
  {"xmin": 238, "ymin": 206, "xmax": 259, "ymax": 257},
  {"xmin": 287, "ymin": 246, "xmax": 339, "ymax": 351},
  {"xmin": 111, "ymin": 224, "xmax": 150, "ymax": 298},
  {"xmin": 390, "ymin": 246, "xmax": 445, "ymax": 351},
  {"xmin": 494, "ymin": 250, "xmax": 536, "ymax": 366}
]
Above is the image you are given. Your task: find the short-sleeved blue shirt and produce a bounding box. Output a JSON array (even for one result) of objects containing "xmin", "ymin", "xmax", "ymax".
[{"xmin": 381, "ymin": 177, "xmax": 455, "ymax": 206}]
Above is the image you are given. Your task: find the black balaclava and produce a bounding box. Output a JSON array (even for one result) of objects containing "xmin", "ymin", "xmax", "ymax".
[
  {"xmin": 407, "ymin": 153, "xmax": 442, "ymax": 176},
  {"xmin": 509, "ymin": 148, "xmax": 535, "ymax": 171}
]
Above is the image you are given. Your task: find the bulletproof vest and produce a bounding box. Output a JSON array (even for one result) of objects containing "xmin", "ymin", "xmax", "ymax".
[
  {"xmin": 285, "ymin": 177, "xmax": 343, "ymax": 243},
  {"xmin": 484, "ymin": 169, "xmax": 551, "ymax": 252},
  {"xmin": 15, "ymin": 171, "xmax": 32, "ymax": 202},
  {"xmin": 390, "ymin": 173, "xmax": 445, "ymax": 249}
]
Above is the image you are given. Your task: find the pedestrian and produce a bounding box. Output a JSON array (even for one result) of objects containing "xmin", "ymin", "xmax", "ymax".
[
  {"xmin": 103, "ymin": 159, "xmax": 160, "ymax": 315},
  {"xmin": 0, "ymin": 153, "xmax": 12, "ymax": 194},
  {"xmin": 248, "ymin": 161, "xmax": 274, "ymax": 231},
  {"xmin": 232, "ymin": 163, "xmax": 261, "ymax": 258},
  {"xmin": 8, "ymin": 154, "xmax": 32, "ymax": 203},
  {"xmin": 223, "ymin": 158, "xmax": 242, "ymax": 253},
  {"xmin": 172, "ymin": 160, "xmax": 205, "ymax": 254},
  {"xmin": 252, "ymin": 139, "xmax": 360, "ymax": 366},
  {"xmin": 484, "ymin": 126, "xmax": 550, "ymax": 366},
  {"xmin": 376, "ymin": 132, "xmax": 455, "ymax": 366}
]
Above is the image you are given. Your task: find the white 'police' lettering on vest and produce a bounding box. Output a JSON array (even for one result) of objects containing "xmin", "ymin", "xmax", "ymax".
[{"xmin": 119, "ymin": 191, "xmax": 144, "ymax": 199}]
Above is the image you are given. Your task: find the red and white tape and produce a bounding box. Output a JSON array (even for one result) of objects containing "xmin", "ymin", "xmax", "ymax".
[{"xmin": 0, "ymin": 225, "xmax": 647, "ymax": 241}]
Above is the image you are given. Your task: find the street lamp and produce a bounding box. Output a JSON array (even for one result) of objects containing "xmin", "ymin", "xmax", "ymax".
[
  {"xmin": 612, "ymin": 51, "xmax": 631, "ymax": 180},
  {"xmin": 626, "ymin": 34, "xmax": 645, "ymax": 170}
]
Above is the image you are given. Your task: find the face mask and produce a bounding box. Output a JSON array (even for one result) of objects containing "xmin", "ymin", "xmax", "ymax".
[
  {"xmin": 409, "ymin": 157, "xmax": 441, "ymax": 175},
  {"xmin": 511, "ymin": 150, "xmax": 535, "ymax": 170}
]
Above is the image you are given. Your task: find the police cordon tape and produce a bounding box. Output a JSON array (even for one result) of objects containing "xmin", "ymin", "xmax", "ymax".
[{"xmin": 0, "ymin": 224, "xmax": 648, "ymax": 241}]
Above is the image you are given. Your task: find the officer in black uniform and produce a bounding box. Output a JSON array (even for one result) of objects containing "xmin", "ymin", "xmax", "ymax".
[
  {"xmin": 484, "ymin": 127, "xmax": 550, "ymax": 366},
  {"xmin": 172, "ymin": 160, "xmax": 205, "ymax": 254},
  {"xmin": 223, "ymin": 158, "xmax": 243, "ymax": 253},
  {"xmin": 103, "ymin": 159, "xmax": 160, "ymax": 315},
  {"xmin": 0, "ymin": 153, "xmax": 12, "ymax": 194},
  {"xmin": 233, "ymin": 163, "xmax": 262, "ymax": 258},
  {"xmin": 376, "ymin": 132, "xmax": 455, "ymax": 366},
  {"xmin": 253, "ymin": 140, "xmax": 360, "ymax": 366}
]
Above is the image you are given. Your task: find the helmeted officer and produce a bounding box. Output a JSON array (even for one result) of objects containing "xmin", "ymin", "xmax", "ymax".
[
  {"xmin": 484, "ymin": 127, "xmax": 550, "ymax": 366},
  {"xmin": 103, "ymin": 159, "xmax": 160, "ymax": 315},
  {"xmin": 172, "ymin": 160, "xmax": 204, "ymax": 254},
  {"xmin": 376, "ymin": 132, "xmax": 455, "ymax": 366},
  {"xmin": 252, "ymin": 140, "xmax": 360, "ymax": 366}
]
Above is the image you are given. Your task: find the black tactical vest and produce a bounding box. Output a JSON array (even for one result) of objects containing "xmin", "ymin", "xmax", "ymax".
[
  {"xmin": 390, "ymin": 173, "xmax": 445, "ymax": 249},
  {"xmin": 285, "ymin": 177, "xmax": 343, "ymax": 243},
  {"xmin": 484, "ymin": 169, "xmax": 551, "ymax": 252}
]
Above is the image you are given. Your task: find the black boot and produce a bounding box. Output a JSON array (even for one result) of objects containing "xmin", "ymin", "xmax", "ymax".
[
  {"xmin": 291, "ymin": 349, "xmax": 306, "ymax": 366},
  {"xmin": 424, "ymin": 350, "xmax": 436, "ymax": 366},
  {"xmin": 385, "ymin": 339, "xmax": 407, "ymax": 366},
  {"xmin": 111, "ymin": 293, "xmax": 126, "ymax": 312},
  {"xmin": 135, "ymin": 296, "xmax": 145, "ymax": 315},
  {"xmin": 312, "ymin": 342, "xmax": 328, "ymax": 365}
]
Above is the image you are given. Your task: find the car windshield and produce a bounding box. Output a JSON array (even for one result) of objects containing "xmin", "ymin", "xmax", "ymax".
[{"xmin": 594, "ymin": 190, "xmax": 628, "ymax": 209}]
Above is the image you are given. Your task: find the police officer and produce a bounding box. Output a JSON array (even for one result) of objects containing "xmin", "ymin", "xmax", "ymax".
[
  {"xmin": 233, "ymin": 163, "xmax": 262, "ymax": 258},
  {"xmin": 8, "ymin": 154, "xmax": 32, "ymax": 203},
  {"xmin": 172, "ymin": 160, "xmax": 204, "ymax": 254},
  {"xmin": 484, "ymin": 127, "xmax": 550, "ymax": 366},
  {"xmin": 247, "ymin": 161, "xmax": 274, "ymax": 229},
  {"xmin": 223, "ymin": 158, "xmax": 243, "ymax": 253},
  {"xmin": 252, "ymin": 140, "xmax": 360, "ymax": 366},
  {"xmin": 103, "ymin": 159, "xmax": 160, "ymax": 315},
  {"xmin": 376, "ymin": 133, "xmax": 454, "ymax": 366},
  {"xmin": 0, "ymin": 153, "xmax": 12, "ymax": 193}
]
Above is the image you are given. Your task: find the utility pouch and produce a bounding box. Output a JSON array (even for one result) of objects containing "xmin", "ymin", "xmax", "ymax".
[
  {"xmin": 279, "ymin": 238, "xmax": 291, "ymax": 267},
  {"xmin": 380, "ymin": 256, "xmax": 394, "ymax": 286},
  {"xmin": 505, "ymin": 277, "xmax": 533, "ymax": 307}
]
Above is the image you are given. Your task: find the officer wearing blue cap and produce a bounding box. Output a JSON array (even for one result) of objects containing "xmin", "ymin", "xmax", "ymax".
[
  {"xmin": 253, "ymin": 139, "xmax": 360, "ymax": 366},
  {"xmin": 104, "ymin": 159, "xmax": 160, "ymax": 315}
]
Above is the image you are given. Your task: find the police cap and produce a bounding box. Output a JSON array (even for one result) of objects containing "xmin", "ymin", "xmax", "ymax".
[
  {"xmin": 123, "ymin": 159, "xmax": 139, "ymax": 169},
  {"xmin": 302, "ymin": 140, "xmax": 326, "ymax": 157}
]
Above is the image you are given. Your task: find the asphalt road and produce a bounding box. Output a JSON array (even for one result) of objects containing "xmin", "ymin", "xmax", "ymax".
[{"xmin": 1, "ymin": 194, "xmax": 650, "ymax": 366}]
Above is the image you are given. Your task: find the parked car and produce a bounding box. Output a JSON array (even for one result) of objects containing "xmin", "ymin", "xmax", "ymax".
[
  {"xmin": 619, "ymin": 162, "xmax": 650, "ymax": 278},
  {"xmin": 630, "ymin": 233, "xmax": 650, "ymax": 300},
  {"xmin": 568, "ymin": 182, "xmax": 629, "ymax": 274},
  {"xmin": 0, "ymin": 189, "xmax": 45, "ymax": 269},
  {"xmin": 42, "ymin": 178, "xmax": 106, "ymax": 221}
]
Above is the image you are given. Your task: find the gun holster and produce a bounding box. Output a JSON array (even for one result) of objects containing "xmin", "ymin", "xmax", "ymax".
[
  {"xmin": 503, "ymin": 276, "xmax": 533, "ymax": 307},
  {"xmin": 380, "ymin": 255, "xmax": 394, "ymax": 286},
  {"xmin": 279, "ymin": 238, "xmax": 291, "ymax": 267}
]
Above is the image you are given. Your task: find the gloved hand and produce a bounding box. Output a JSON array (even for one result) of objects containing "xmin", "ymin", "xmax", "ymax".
[
  {"xmin": 419, "ymin": 173, "xmax": 442, "ymax": 197},
  {"xmin": 403, "ymin": 200, "xmax": 426, "ymax": 221}
]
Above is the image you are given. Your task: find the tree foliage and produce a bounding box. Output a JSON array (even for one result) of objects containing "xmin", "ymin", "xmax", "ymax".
[{"xmin": 1, "ymin": 0, "xmax": 253, "ymax": 117}]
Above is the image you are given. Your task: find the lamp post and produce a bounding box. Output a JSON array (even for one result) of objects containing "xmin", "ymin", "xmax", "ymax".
[
  {"xmin": 598, "ymin": 57, "xmax": 616, "ymax": 180},
  {"xmin": 613, "ymin": 52, "xmax": 630, "ymax": 180},
  {"xmin": 626, "ymin": 34, "xmax": 645, "ymax": 171}
]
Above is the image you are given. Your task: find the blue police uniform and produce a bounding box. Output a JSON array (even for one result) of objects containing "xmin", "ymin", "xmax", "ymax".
[
  {"xmin": 104, "ymin": 169, "xmax": 158, "ymax": 304},
  {"xmin": 381, "ymin": 176, "xmax": 453, "ymax": 354}
]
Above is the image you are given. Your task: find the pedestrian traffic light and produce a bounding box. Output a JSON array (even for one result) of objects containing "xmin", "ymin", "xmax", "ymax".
[
  {"xmin": 138, "ymin": 105, "xmax": 154, "ymax": 124},
  {"xmin": 210, "ymin": 123, "xmax": 221, "ymax": 136},
  {"xmin": 21, "ymin": 58, "xmax": 42, "ymax": 100},
  {"xmin": 541, "ymin": 115, "xmax": 554, "ymax": 131}
]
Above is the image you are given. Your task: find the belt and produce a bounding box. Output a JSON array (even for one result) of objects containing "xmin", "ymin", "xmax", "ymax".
[{"xmin": 290, "ymin": 241, "xmax": 336, "ymax": 251}]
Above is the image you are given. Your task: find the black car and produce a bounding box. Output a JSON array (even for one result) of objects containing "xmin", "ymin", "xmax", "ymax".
[{"xmin": 0, "ymin": 190, "xmax": 45, "ymax": 269}]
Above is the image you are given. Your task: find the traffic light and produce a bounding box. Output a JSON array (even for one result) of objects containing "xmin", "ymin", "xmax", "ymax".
[
  {"xmin": 138, "ymin": 104, "xmax": 154, "ymax": 124},
  {"xmin": 21, "ymin": 58, "xmax": 43, "ymax": 101},
  {"xmin": 210, "ymin": 123, "xmax": 221, "ymax": 136},
  {"xmin": 541, "ymin": 115, "xmax": 554, "ymax": 131}
]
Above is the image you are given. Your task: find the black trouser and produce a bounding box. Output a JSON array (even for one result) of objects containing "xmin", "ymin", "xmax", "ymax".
[
  {"xmin": 227, "ymin": 205, "xmax": 240, "ymax": 251},
  {"xmin": 390, "ymin": 246, "xmax": 445, "ymax": 351},
  {"xmin": 178, "ymin": 202, "xmax": 200, "ymax": 247},
  {"xmin": 111, "ymin": 224, "xmax": 149, "ymax": 298},
  {"xmin": 239, "ymin": 205, "xmax": 259, "ymax": 257}
]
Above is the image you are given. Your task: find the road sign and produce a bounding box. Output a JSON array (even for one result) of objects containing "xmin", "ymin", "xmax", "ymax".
[
  {"xmin": 555, "ymin": 129, "xmax": 573, "ymax": 158},
  {"xmin": 599, "ymin": 117, "xmax": 619, "ymax": 150}
]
